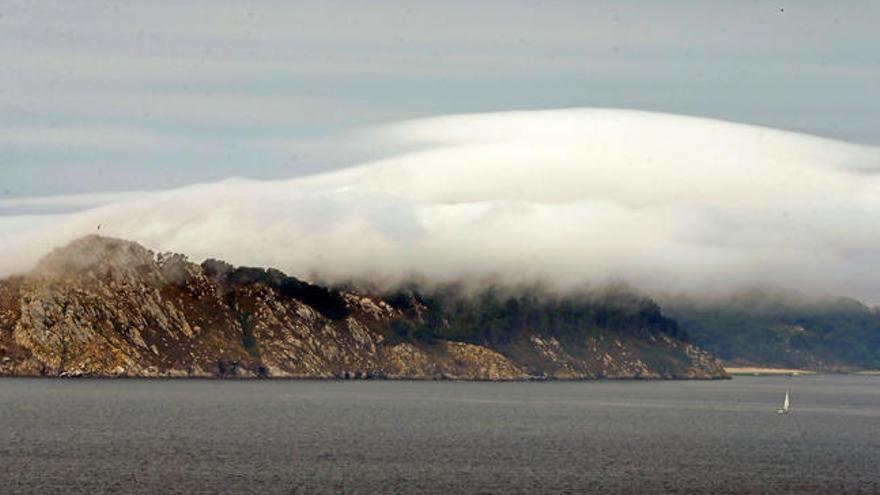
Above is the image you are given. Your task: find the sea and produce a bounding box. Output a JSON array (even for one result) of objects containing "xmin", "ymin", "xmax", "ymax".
[{"xmin": 1, "ymin": 375, "xmax": 877, "ymax": 494}]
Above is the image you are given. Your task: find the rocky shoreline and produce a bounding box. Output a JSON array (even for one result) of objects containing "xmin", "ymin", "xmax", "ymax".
[{"xmin": 0, "ymin": 236, "xmax": 729, "ymax": 381}]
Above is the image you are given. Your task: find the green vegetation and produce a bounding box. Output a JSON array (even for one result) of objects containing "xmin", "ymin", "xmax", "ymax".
[
  {"xmin": 204, "ymin": 259, "xmax": 350, "ymax": 320},
  {"xmin": 224, "ymin": 292, "xmax": 261, "ymax": 358},
  {"xmin": 661, "ymin": 290, "xmax": 880, "ymax": 370},
  {"xmin": 385, "ymin": 284, "xmax": 687, "ymax": 347},
  {"xmin": 241, "ymin": 332, "xmax": 261, "ymax": 358}
]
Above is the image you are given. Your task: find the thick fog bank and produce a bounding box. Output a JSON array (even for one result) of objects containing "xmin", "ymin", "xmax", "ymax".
[{"xmin": 2, "ymin": 109, "xmax": 880, "ymax": 301}]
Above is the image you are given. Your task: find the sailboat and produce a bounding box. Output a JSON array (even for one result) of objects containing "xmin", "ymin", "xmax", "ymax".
[{"xmin": 777, "ymin": 389, "xmax": 791, "ymax": 414}]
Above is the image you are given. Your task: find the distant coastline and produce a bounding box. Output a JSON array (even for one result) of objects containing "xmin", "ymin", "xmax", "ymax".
[
  {"xmin": 725, "ymin": 366, "xmax": 880, "ymax": 376},
  {"xmin": 724, "ymin": 366, "xmax": 815, "ymax": 376}
]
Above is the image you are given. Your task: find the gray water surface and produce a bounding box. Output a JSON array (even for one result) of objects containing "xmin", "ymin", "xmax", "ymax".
[{"xmin": 1, "ymin": 375, "xmax": 878, "ymax": 494}]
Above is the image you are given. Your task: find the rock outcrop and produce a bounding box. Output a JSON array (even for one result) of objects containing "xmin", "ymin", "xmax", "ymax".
[{"xmin": 0, "ymin": 236, "xmax": 728, "ymax": 380}]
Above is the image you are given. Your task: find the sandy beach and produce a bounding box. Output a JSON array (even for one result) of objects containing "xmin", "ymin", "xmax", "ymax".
[{"xmin": 724, "ymin": 367, "xmax": 816, "ymax": 376}]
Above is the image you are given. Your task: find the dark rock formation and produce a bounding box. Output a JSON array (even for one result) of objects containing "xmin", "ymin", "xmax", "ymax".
[{"xmin": 0, "ymin": 236, "xmax": 728, "ymax": 380}]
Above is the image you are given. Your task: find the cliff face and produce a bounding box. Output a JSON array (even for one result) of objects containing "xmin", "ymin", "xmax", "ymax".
[{"xmin": 0, "ymin": 236, "xmax": 727, "ymax": 380}]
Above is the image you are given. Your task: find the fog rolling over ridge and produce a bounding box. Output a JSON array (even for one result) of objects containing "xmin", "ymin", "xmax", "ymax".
[{"xmin": 3, "ymin": 109, "xmax": 880, "ymax": 301}]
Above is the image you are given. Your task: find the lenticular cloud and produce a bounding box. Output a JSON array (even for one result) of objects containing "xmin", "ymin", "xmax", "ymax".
[{"xmin": 3, "ymin": 109, "xmax": 880, "ymax": 300}]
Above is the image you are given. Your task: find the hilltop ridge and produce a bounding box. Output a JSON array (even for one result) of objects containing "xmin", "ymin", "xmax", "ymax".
[{"xmin": 0, "ymin": 236, "xmax": 727, "ymax": 379}]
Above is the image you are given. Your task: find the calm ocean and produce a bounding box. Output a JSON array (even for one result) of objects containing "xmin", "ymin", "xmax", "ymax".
[{"xmin": 1, "ymin": 375, "xmax": 878, "ymax": 494}]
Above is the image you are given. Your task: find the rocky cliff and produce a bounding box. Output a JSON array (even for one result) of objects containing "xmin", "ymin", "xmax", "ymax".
[{"xmin": 0, "ymin": 236, "xmax": 727, "ymax": 380}]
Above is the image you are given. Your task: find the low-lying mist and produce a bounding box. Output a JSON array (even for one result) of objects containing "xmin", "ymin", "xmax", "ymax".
[{"xmin": 3, "ymin": 109, "xmax": 880, "ymax": 301}]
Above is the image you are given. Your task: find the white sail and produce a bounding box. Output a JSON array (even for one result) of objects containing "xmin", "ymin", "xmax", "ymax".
[{"xmin": 778, "ymin": 390, "xmax": 791, "ymax": 414}]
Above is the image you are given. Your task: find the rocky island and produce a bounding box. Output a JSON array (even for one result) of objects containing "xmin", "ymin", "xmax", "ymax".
[{"xmin": 0, "ymin": 236, "xmax": 727, "ymax": 380}]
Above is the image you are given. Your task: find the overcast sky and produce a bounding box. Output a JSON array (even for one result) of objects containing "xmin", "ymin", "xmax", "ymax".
[{"xmin": 2, "ymin": 0, "xmax": 879, "ymax": 197}]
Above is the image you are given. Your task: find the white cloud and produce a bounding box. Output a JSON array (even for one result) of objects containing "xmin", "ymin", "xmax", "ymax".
[{"xmin": 2, "ymin": 109, "xmax": 880, "ymax": 301}]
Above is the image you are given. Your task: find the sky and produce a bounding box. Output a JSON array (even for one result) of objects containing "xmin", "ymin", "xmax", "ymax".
[
  {"xmin": 2, "ymin": 1, "xmax": 880, "ymax": 302},
  {"xmin": 1, "ymin": 1, "xmax": 879, "ymax": 198}
]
